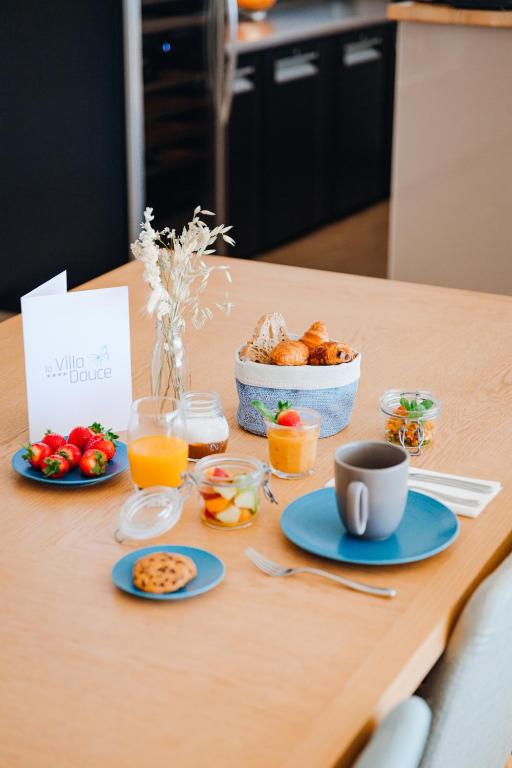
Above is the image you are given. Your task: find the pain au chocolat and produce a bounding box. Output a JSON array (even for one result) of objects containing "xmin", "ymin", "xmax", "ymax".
[{"xmin": 308, "ymin": 342, "xmax": 357, "ymax": 366}]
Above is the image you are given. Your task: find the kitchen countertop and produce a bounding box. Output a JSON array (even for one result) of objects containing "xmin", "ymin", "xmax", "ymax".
[
  {"xmin": 387, "ymin": 1, "xmax": 512, "ymax": 27},
  {"xmin": 235, "ymin": 0, "xmax": 390, "ymax": 53}
]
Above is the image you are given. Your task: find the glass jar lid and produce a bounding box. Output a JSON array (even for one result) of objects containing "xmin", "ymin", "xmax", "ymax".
[
  {"xmin": 380, "ymin": 389, "xmax": 440, "ymax": 420},
  {"xmin": 115, "ymin": 486, "xmax": 184, "ymax": 542}
]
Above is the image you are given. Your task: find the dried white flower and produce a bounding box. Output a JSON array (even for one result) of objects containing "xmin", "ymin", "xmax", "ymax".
[{"xmin": 130, "ymin": 206, "xmax": 234, "ymax": 329}]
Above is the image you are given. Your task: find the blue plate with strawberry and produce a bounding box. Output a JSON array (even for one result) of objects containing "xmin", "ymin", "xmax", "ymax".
[{"xmin": 11, "ymin": 423, "xmax": 128, "ymax": 487}]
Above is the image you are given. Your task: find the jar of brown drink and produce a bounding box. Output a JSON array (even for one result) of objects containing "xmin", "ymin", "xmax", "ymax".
[{"xmin": 181, "ymin": 392, "xmax": 229, "ymax": 461}]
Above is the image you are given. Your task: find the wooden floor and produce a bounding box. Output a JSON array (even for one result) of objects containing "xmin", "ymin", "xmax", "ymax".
[{"xmin": 256, "ymin": 201, "xmax": 389, "ymax": 276}]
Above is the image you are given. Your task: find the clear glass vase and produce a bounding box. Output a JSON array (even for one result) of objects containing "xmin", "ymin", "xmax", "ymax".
[{"xmin": 151, "ymin": 317, "xmax": 191, "ymax": 400}]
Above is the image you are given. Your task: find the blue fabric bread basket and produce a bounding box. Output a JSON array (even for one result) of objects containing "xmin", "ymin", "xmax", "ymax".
[{"xmin": 235, "ymin": 347, "xmax": 361, "ymax": 438}]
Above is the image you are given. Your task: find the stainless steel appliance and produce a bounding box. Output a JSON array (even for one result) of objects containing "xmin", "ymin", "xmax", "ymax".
[{"xmin": 141, "ymin": 0, "xmax": 239, "ymax": 230}]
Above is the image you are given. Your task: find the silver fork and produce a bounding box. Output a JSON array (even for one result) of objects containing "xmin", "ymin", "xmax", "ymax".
[
  {"xmin": 408, "ymin": 484, "xmax": 481, "ymax": 508},
  {"xmin": 245, "ymin": 547, "xmax": 397, "ymax": 599}
]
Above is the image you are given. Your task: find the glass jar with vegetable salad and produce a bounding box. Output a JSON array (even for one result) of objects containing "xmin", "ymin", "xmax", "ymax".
[{"xmin": 380, "ymin": 390, "xmax": 440, "ymax": 456}]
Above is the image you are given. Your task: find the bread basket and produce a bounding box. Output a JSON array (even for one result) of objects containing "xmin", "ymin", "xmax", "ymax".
[{"xmin": 235, "ymin": 346, "xmax": 361, "ymax": 438}]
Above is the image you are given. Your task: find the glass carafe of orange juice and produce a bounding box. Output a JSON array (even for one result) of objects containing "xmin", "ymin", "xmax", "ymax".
[{"xmin": 127, "ymin": 397, "xmax": 188, "ymax": 488}]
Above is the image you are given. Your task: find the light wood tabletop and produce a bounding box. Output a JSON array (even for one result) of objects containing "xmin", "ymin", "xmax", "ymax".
[{"xmin": 1, "ymin": 258, "xmax": 512, "ymax": 768}]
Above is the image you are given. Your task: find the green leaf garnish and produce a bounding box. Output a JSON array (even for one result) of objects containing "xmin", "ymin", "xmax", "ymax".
[
  {"xmin": 251, "ymin": 399, "xmax": 294, "ymax": 423},
  {"xmin": 251, "ymin": 400, "xmax": 277, "ymax": 422},
  {"xmin": 399, "ymin": 396, "xmax": 436, "ymax": 414}
]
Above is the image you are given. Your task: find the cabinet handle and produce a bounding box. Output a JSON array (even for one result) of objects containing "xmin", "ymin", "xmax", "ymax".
[
  {"xmin": 274, "ymin": 52, "xmax": 319, "ymax": 84},
  {"xmin": 234, "ymin": 65, "xmax": 255, "ymax": 95},
  {"xmin": 234, "ymin": 76, "xmax": 255, "ymax": 94},
  {"xmin": 343, "ymin": 38, "xmax": 382, "ymax": 67}
]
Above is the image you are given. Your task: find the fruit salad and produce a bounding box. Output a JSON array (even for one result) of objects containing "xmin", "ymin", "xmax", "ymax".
[{"xmin": 199, "ymin": 466, "xmax": 260, "ymax": 529}]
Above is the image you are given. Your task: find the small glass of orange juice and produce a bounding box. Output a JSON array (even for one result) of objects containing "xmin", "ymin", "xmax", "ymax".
[
  {"xmin": 264, "ymin": 407, "xmax": 322, "ymax": 479},
  {"xmin": 127, "ymin": 397, "xmax": 188, "ymax": 488}
]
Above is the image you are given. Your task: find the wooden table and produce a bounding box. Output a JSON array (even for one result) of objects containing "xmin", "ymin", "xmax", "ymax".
[{"xmin": 1, "ymin": 258, "xmax": 512, "ymax": 768}]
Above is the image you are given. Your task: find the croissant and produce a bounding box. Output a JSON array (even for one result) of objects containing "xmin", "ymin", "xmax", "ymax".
[
  {"xmin": 300, "ymin": 321, "xmax": 329, "ymax": 351},
  {"xmin": 239, "ymin": 344, "xmax": 272, "ymax": 364},
  {"xmin": 309, "ymin": 342, "xmax": 357, "ymax": 366},
  {"xmin": 270, "ymin": 340, "xmax": 309, "ymax": 366}
]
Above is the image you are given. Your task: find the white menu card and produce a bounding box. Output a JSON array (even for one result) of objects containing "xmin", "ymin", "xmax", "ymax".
[{"xmin": 21, "ymin": 272, "xmax": 132, "ymax": 441}]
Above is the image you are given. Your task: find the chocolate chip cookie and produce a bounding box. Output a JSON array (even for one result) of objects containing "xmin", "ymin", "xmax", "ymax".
[{"xmin": 132, "ymin": 552, "xmax": 197, "ymax": 594}]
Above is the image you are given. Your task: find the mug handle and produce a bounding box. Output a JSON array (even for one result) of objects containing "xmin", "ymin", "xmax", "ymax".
[{"xmin": 346, "ymin": 481, "xmax": 369, "ymax": 536}]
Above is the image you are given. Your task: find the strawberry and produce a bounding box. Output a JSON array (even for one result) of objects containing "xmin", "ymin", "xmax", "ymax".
[
  {"xmin": 41, "ymin": 454, "xmax": 70, "ymax": 478},
  {"xmin": 42, "ymin": 430, "xmax": 66, "ymax": 452},
  {"xmin": 57, "ymin": 443, "xmax": 82, "ymax": 468},
  {"xmin": 68, "ymin": 426, "xmax": 95, "ymax": 449},
  {"xmin": 277, "ymin": 409, "xmax": 302, "ymax": 427},
  {"xmin": 207, "ymin": 466, "xmax": 231, "ymax": 479},
  {"xmin": 79, "ymin": 449, "xmax": 107, "ymax": 477},
  {"xmin": 22, "ymin": 441, "xmax": 51, "ymax": 469},
  {"xmin": 83, "ymin": 436, "xmax": 116, "ymax": 461},
  {"xmin": 89, "ymin": 422, "xmax": 118, "ymax": 442}
]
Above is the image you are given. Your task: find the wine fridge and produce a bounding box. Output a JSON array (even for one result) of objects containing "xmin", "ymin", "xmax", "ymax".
[{"xmin": 141, "ymin": 0, "xmax": 238, "ymax": 231}]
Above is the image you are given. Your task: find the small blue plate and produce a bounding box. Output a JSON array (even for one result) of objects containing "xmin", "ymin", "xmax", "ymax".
[
  {"xmin": 11, "ymin": 441, "xmax": 128, "ymax": 487},
  {"xmin": 112, "ymin": 545, "xmax": 225, "ymax": 601},
  {"xmin": 281, "ymin": 488, "xmax": 459, "ymax": 566}
]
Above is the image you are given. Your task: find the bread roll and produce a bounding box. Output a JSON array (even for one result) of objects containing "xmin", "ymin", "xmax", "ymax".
[
  {"xmin": 239, "ymin": 344, "xmax": 271, "ymax": 364},
  {"xmin": 250, "ymin": 313, "xmax": 288, "ymax": 353},
  {"xmin": 270, "ymin": 340, "xmax": 309, "ymax": 366},
  {"xmin": 300, "ymin": 321, "xmax": 329, "ymax": 351},
  {"xmin": 308, "ymin": 342, "xmax": 357, "ymax": 365}
]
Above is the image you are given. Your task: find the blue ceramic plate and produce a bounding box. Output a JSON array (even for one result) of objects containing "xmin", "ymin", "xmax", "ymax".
[
  {"xmin": 112, "ymin": 545, "xmax": 225, "ymax": 601},
  {"xmin": 281, "ymin": 488, "xmax": 459, "ymax": 566},
  {"xmin": 11, "ymin": 441, "xmax": 128, "ymax": 487}
]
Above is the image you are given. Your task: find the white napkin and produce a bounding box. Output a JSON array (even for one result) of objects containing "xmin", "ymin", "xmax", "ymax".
[{"xmin": 325, "ymin": 469, "xmax": 502, "ymax": 519}]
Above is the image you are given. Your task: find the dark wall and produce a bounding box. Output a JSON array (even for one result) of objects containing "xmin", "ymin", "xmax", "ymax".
[{"xmin": 0, "ymin": 0, "xmax": 129, "ymax": 310}]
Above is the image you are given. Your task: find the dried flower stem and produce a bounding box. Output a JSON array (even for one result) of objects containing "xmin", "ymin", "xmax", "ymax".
[{"xmin": 132, "ymin": 206, "xmax": 234, "ymax": 398}]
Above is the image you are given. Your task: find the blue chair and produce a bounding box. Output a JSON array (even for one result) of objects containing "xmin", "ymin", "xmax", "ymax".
[{"xmin": 353, "ymin": 552, "xmax": 512, "ymax": 768}]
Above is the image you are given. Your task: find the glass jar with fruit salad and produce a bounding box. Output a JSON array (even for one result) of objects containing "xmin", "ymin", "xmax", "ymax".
[
  {"xmin": 190, "ymin": 456, "xmax": 276, "ymax": 529},
  {"xmin": 380, "ymin": 389, "xmax": 440, "ymax": 456}
]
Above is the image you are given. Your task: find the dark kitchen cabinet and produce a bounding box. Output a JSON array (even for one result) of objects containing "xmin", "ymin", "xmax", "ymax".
[
  {"xmin": 331, "ymin": 24, "xmax": 396, "ymax": 218},
  {"xmin": 261, "ymin": 40, "xmax": 329, "ymax": 249},
  {"xmin": 226, "ymin": 54, "xmax": 263, "ymax": 257},
  {"xmin": 223, "ymin": 23, "xmax": 396, "ymax": 258}
]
